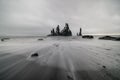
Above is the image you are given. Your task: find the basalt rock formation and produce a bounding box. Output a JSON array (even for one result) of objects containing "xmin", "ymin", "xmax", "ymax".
[{"xmin": 48, "ymin": 23, "xmax": 72, "ymax": 36}]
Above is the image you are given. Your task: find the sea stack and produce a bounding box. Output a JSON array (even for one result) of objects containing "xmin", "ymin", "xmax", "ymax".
[
  {"xmin": 48, "ymin": 23, "xmax": 72, "ymax": 36},
  {"xmin": 79, "ymin": 28, "xmax": 82, "ymax": 36}
]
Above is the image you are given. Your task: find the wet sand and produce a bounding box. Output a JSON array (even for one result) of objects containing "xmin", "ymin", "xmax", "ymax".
[{"xmin": 0, "ymin": 37, "xmax": 120, "ymax": 80}]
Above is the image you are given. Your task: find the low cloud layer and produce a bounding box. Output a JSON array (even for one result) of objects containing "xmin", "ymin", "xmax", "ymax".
[{"xmin": 0, "ymin": 0, "xmax": 120, "ymax": 36}]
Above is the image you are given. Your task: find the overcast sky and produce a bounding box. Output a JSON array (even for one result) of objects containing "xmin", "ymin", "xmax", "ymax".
[{"xmin": 0, "ymin": 0, "xmax": 120, "ymax": 36}]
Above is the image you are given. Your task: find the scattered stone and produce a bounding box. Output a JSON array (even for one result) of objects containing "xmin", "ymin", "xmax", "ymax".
[
  {"xmin": 102, "ymin": 65, "xmax": 106, "ymax": 69},
  {"xmin": 55, "ymin": 44, "xmax": 59, "ymax": 47},
  {"xmin": 53, "ymin": 44, "xmax": 59, "ymax": 47},
  {"xmin": 31, "ymin": 53, "xmax": 39, "ymax": 57},
  {"xmin": 105, "ymin": 48, "xmax": 111, "ymax": 50},
  {"xmin": 67, "ymin": 75, "xmax": 74, "ymax": 80},
  {"xmin": 1, "ymin": 38, "xmax": 10, "ymax": 42},
  {"xmin": 1, "ymin": 39, "xmax": 4, "ymax": 41},
  {"xmin": 38, "ymin": 39, "xmax": 44, "ymax": 41}
]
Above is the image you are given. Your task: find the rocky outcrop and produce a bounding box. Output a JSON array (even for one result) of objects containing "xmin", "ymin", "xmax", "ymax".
[
  {"xmin": 48, "ymin": 23, "xmax": 72, "ymax": 36},
  {"xmin": 77, "ymin": 28, "xmax": 82, "ymax": 36},
  {"xmin": 99, "ymin": 36, "xmax": 120, "ymax": 41}
]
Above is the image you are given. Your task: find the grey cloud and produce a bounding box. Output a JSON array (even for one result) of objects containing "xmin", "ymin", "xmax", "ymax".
[{"xmin": 0, "ymin": 0, "xmax": 120, "ymax": 36}]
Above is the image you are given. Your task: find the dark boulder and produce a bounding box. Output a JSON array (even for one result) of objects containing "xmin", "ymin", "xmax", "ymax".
[
  {"xmin": 102, "ymin": 65, "xmax": 106, "ymax": 69},
  {"xmin": 82, "ymin": 35, "xmax": 94, "ymax": 39},
  {"xmin": 1, "ymin": 38, "xmax": 10, "ymax": 42},
  {"xmin": 31, "ymin": 53, "xmax": 39, "ymax": 57},
  {"xmin": 1, "ymin": 39, "xmax": 4, "ymax": 41}
]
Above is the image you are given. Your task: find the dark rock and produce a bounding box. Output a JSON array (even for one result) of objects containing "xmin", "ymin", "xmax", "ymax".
[
  {"xmin": 99, "ymin": 36, "xmax": 115, "ymax": 40},
  {"xmin": 82, "ymin": 35, "xmax": 94, "ymax": 39},
  {"xmin": 38, "ymin": 39, "xmax": 43, "ymax": 41},
  {"xmin": 1, "ymin": 39, "xmax": 4, "ymax": 41},
  {"xmin": 102, "ymin": 65, "xmax": 106, "ymax": 68},
  {"xmin": 31, "ymin": 53, "xmax": 39, "ymax": 57},
  {"xmin": 115, "ymin": 37, "xmax": 120, "ymax": 41},
  {"xmin": 54, "ymin": 44, "xmax": 59, "ymax": 47},
  {"xmin": 105, "ymin": 48, "xmax": 111, "ymax": 50},
  {"xmin": 67, "ymin": 75, "xmax": 73, "ymax": 80},
  {"xmin": 1, "ymin": 38, "xmax": 10, "ymax": 41},
  {"xmin": 99, "ymin": 36, "xmax": 120, "ymax": 41}
]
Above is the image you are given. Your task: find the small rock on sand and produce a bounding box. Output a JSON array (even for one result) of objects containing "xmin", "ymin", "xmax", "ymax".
[
  {"xmin": 38, "ymin": 39, "xmax": 44, "ymax": 41},
  {"xmin": 31, "ymin": 53, "xmax": 39, "ymax": 57},
  {"xmin": 102, "ymin": 65, "xmax": 106, "ymax": 69}
]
